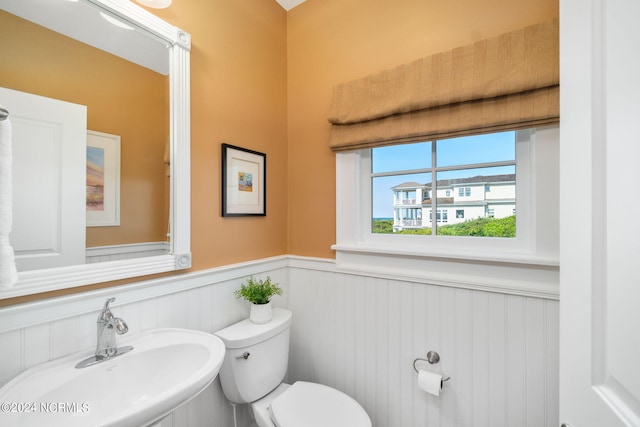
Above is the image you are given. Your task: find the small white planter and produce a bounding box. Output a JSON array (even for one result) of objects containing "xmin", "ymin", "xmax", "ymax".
[{"xmin": 250, "ymin": 301, "xmax": 272, "ymax": 324}]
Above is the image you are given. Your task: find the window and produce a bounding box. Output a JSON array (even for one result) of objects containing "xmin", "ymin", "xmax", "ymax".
[
  {"xmin": 458, "ymin": 187, "xmax": 471, "ymax": 197},
  {"xmin": 334, "ymin": 125, "xmax": 559, "ymax": 266},
  {"xmin": 429, "ymin": 209, "xmax": 448, "ymax": 223},
  {"xmin": 372, "ymin": 130, "xmax": 516, "ymax": 237}
]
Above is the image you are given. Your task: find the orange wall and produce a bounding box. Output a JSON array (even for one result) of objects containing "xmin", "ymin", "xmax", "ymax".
[
  {"xmin": 152, "ymin": 1, "xmax": 288, "ymax": 270},
  {"xmin": 0, "ymin": 0, "xmax": 558, "ymax": 304},
  {"xmin": 0, "ymin": 10, "xmax": 169, "ymax": 247},
  {"xmin": 0, "ymin": 1, "xmax": 288, "ymax": 306},
  {"xmin": 286, "ymin": 0, "xmax": 559, "ymax": 258}
]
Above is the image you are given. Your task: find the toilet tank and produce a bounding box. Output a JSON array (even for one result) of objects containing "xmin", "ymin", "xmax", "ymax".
[{"xmin": 215, "ymin": 308, "xmax": 292, "ymax": 404}]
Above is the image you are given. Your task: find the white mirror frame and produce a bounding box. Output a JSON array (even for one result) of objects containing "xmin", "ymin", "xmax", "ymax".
[{"xmin": 1, "ymin": 0, "xmax": 191, "ymax": 299}]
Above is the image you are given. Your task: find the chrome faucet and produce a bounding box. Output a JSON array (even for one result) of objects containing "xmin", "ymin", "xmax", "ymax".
[
  {"xmin": 96, "ymin": 297, "xmax": 129, "ymax": 358},
  {"xmin": 76, "ymin": 297, "xmax": 134, "ymax": 368}
]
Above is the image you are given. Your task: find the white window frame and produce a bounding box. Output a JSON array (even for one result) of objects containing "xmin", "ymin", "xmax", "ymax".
[
  {"xmin": 458, "ymin": 186, "xmax": 471, "ymax": 197},
  {"xmin": 429, "ymin": 209, "xmax": 448, "ymax": 223},
  {"xmin": 333, "ymin": 125, "xmax": 560, "ymax": 298}
]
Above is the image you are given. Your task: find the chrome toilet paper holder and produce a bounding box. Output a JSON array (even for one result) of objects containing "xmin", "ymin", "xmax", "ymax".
[{"xmin": 413, "ymin": 351, "xmax": 451, "ymax": 381}]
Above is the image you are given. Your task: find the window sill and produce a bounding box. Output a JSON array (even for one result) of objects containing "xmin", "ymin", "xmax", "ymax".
[
  {"xmin": 331, "ymin": 243, "xmax": 559, "ymax": 299},
  {"xmin": 331, "ymin": 243, "xmax": 559, "ymax": 267}
]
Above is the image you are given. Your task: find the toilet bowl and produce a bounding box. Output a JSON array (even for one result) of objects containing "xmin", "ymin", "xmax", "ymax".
[{"xmin": 214, "ymin": 308, "xmax": 371, "ymax": 427}]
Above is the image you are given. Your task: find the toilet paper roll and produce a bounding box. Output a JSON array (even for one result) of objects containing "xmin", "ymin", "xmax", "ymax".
[{"xmin": 417, "ymin": 370, "xmax": 443, "ymax": 396}]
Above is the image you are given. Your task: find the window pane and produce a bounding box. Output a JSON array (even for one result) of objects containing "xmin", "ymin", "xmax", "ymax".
[
  {"xmin": 372, "ymin": 172, "xmax": 431, "ymax": 233},
  {"xmin": 435, "ymin": 166, "xmax": 516, "ymax": 237},
  {"xmin": 437, "ymin": 131, "xmax": 515, "ymax": 167},
  {"xmin": 372, "ymin": 141, "xmax": 431, "ymax": 174},
  {"xmin": 370, "ymin": 130, "xmax": 518, "ymax": 237}
]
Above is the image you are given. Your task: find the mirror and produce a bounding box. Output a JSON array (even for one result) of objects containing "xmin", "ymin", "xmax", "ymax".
[{"xmin": 0, "ymin": 0, "xmax": 191, "ymax": 298}]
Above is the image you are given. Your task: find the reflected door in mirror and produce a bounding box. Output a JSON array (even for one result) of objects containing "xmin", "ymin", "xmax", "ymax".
[{"xmin": 0, "ymin": 87, "xmax": 87, "ymax": 271}]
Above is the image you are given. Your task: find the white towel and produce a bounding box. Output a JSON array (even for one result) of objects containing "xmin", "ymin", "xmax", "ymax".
[{"xmin": 0, "ymin": 109, "xmax": 18, "ymax": 288}]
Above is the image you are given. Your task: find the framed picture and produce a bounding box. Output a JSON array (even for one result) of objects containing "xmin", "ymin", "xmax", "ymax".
[
  {"xmin": 86, "ymin": 130, "xmax": 121, "ymax": 226},
  {"xmin": 222, "ymin": 144, "xmax": 266, "ymax": 216}
]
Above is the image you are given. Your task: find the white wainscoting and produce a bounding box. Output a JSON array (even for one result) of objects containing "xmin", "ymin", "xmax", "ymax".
[
  {"xmin": 287, "ymin": 260, "xmax": 559, "ymax": 427},
  {"xmin": 0, "ymin": 255, "xmax": 558, "ymax": 427}
]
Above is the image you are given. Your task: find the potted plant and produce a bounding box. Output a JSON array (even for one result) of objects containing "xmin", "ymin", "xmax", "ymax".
[{"xmin": 234, "ymin": 276, "xmax": 283, "ymax": 324}]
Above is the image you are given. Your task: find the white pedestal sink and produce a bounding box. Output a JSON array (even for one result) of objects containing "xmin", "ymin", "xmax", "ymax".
[{"xmin": 0, "ymin": 328, "xmax": 225, "ymax": 427}]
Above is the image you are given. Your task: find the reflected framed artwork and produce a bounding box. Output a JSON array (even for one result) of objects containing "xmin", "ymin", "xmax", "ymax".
[
  {"xmin": 222, "ymin": 143, "xmax": 266, "ymax": 216},
  {"xmin": 86, "ymin": 130, "xmax": 121, "ymax": 226}
]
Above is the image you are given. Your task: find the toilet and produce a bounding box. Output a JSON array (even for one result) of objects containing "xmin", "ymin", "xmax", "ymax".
[{"xmin": 214, "ymin": 308, "xmax": 371, "ymax": 427}]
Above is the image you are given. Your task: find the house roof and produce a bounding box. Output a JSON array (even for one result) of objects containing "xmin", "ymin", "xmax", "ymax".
[
  {"xmin": 392, "ymin": 174, "xmax": 515, "ymax": 190},
  {"xmin": 391, "ymin": 181, "xmax": 424, "ymax": 189},
  {"xmin": 439, "ymin": 174, "xmax": 515, "ymax": 187}
]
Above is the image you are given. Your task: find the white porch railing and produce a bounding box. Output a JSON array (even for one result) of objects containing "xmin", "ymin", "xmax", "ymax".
[
  {"xmin": 395, "ymin": 219, "xmax": 423, "ymax": 227},
  {"xmin": 394, "ymin": 198, "xmax": 417, "ymax": 205}
]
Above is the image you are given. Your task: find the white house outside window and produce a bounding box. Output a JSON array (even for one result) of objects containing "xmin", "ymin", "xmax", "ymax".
[{"xmin": 372, "ymin": 131, "xmax": 517, "ymax": 237}]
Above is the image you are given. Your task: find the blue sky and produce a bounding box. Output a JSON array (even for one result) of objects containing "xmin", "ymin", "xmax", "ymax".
[
  {"xmin": 371, "ymin": 132, "xmax": 515, "ymax": 218},
  {"xmin": 86, "ymin": 146, "xmax": 104, "ymax": 170}
]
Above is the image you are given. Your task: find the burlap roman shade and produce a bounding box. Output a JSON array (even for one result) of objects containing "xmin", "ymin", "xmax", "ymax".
[{"xmin": 328, "ymin": 18, "xmax": 559, "ymax": 151}]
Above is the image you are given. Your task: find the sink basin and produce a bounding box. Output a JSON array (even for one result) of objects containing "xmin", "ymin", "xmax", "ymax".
[{"xmin": 0, "ymin": 328, "xmax": 225, "ymax": 427}]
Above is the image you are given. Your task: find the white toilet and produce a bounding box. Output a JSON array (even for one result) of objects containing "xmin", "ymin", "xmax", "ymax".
[{"xmin": 214, "ymin": 308, "xmax": 371, "ymax": 427}]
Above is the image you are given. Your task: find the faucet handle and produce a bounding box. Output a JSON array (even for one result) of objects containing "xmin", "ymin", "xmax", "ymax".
[{"xmin": 98, "ymin": 297, "xmax": 116, "ymax": 321}]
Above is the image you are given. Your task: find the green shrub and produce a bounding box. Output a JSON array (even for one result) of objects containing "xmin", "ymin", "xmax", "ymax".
[
  {"xmin": 372, "ymin": 216, "xmax": 516, "ymax": 237},
  {"xmin": 372, "ymin": 219, "xmax": 394, "ymax": 233},
  {"xmin": 397, "ymin": 227, "xmax": 432, "ymax": 235},
  {"xmin": 438, "ymin": 215, "xmax": 516, "ymax": 237}
]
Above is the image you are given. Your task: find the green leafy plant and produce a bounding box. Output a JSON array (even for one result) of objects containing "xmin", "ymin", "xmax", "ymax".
[{"xmin": 234, "ymin": 276, "xmax": 283, "ymax": 305}]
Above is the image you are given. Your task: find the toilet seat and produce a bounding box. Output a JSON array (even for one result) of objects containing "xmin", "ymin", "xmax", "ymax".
[{"xmin": 269, "ymin": 381, "xmax": 371, "ymax": 427}]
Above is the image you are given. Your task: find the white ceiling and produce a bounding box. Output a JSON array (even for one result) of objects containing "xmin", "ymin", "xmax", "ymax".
[{"xmin": 275, "ymin": 0, "xmax": 306, "ymax": 11}]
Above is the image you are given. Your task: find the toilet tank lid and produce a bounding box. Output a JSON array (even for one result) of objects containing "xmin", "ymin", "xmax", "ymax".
[{"xmin": 215, "ymin": 308, "xmax": 292, "ymax": 349}]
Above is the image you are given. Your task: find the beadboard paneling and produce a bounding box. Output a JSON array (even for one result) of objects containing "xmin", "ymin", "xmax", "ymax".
[
  {"xmin": 0, "ymin": 257, "xmax": 558, "ymax": 427},
  {"xmin": 287, "ymin": 267, "xmax": 559, "ymax": 427}
]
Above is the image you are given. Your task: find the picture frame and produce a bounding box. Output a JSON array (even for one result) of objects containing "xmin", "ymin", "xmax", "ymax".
[
  {"xmin": 86, "ymin": 130, "xmax": 121, "ymax": 226},
  {"xmin": 222, "ymin": 143, "xmax": 266, "ymax": 216}
]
